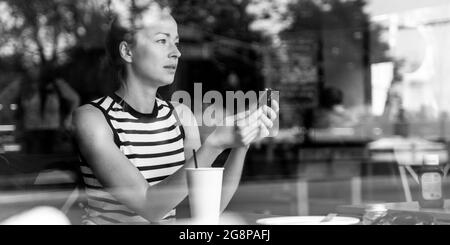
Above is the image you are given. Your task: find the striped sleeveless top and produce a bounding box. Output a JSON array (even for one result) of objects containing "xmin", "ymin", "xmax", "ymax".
[{"xmin": 79, "ymin": 93, "xmax": 185, "ymax": 225}]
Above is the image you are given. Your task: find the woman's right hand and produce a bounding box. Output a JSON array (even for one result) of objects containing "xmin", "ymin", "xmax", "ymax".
[{"xmin": 205, "ymin": 101, "xmax": 278, "ymax": 150}]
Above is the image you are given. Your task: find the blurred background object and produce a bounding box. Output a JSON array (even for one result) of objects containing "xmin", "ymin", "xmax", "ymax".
[{"xmin": 0, "ymin": 206, "xmax": 71, "ymax": 225}]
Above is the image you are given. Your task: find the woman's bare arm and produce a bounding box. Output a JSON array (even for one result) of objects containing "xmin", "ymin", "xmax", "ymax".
[{"xmin": 172, "ymin": 102, "xmax": 278, "ymax": 213}]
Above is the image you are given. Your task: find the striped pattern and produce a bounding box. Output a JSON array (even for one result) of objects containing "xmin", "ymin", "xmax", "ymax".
[{"xmin": 79, "ymin": 94, "xmax": 185, "ymax": 225}]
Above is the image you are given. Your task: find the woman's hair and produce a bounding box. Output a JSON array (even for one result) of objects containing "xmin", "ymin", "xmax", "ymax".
[{"xmin": 105, "ymin": 17, "xmax": 136, "ymax": 83}]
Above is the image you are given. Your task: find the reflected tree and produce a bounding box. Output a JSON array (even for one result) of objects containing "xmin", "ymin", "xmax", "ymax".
[
  {"xmin": 0, "ymin": 0, "xmax": 113, "ymax": 100},
  {"xmin": 168, "ymin": 0, "xmax": 267, "ymax": 93},
  {"xmin": 0, "ymin": 1, "xmax": 106, "ymax": 77}
]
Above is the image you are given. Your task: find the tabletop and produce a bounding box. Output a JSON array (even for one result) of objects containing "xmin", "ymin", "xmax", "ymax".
[
  {"xmin": 121, "ymin": 212, "xmax": 278, "ymax": 225},
  {"xmin": 337, "ymin": 199, "xmax": 450, "ymax": 222}
]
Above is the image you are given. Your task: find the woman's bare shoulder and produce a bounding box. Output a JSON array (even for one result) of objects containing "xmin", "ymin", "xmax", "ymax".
[
  {"xmin": 73, "ymin": 104, "xmax": 103, "ymax": 121},
  {"xmin": 72, "ymin": 104, "xmax": 110, "ymax": 136}
]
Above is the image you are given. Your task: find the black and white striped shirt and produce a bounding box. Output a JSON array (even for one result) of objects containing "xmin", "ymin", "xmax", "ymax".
[{"xmin": 79, "ymin": 93, "xmax": 185, "ymax": 224}]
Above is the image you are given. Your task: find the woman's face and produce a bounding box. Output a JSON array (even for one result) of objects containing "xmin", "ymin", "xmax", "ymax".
[{"xmin": 130, "ymin": 14, "xmax": 181, "ymax": 87}]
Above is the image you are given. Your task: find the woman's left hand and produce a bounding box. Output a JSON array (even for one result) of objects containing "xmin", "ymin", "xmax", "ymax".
[
  {"xmin": 205, "ymin": 99, "xmax": 279, "ymax": 149},
  {"xmin": 235, "ymin": 99, "xmax": 279, "ymax": 145}
]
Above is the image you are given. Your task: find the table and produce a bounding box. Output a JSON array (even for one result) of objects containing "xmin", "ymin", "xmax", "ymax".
[
  {"xmin": 122, "ymin": 212, "xmax": 278, "ymax": 225},
  {"xmin": 337, "ymin": 199, "xmax": 450, "ymax": 223}
]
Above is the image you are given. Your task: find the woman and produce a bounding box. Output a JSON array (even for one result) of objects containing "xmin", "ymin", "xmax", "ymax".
[{"xmin": 72, "ymin": 4, "xmax": 278, "ymax": 224}]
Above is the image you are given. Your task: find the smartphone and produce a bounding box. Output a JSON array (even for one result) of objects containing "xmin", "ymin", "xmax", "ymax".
[
  {"xmin": 265, "ymin": 88, "xmax": 272, "ymax": 119},
  {"xmin": 263, "ymin": 88, "xmax": 278, "ymax": 137}
]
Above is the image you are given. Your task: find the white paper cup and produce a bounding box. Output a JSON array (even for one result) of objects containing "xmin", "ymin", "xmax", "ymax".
[{"xmin": 186, "ymin": 167, "xmax": 223, "ymax": 225}]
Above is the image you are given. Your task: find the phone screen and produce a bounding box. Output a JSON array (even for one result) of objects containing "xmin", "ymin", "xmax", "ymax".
[{"xmin": 266, "ymin": 88, "xmax": 272, "ymax": 109}]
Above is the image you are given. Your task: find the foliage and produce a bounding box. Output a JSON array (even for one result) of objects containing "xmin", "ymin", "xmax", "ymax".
[
  {"xmin": 170, "ymin": 0, "xmax": 263, "ymax": 43},
  {"xmin": 167, "ymin": 0, "xmax": 267, "ymax": 93},
  {"xmin": 0, "ymin": 0, "xmax": 266, "ymax": 96},
  {"xmin": 0, "ymin": 0, "xmax": 390, "ymax": 101}
]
